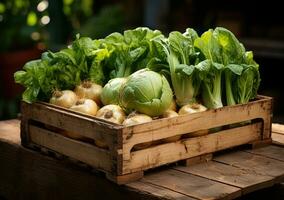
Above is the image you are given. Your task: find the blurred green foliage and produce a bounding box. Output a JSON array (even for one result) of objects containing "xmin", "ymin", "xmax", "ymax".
[
  {"xmin": 0, "ymin": 0, "xmax": 47, "ymax": 52},
  {"xmin": 0, "ymin": 0, "xmax": 125, "ymax": 120}
]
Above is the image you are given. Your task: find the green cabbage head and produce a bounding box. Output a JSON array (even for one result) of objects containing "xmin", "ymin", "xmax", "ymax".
[
  {"xmin": 101, "ymin": 78, "xmax": 127, "ymax": 106},
  {"xmin": 120, "ymin": 69, "xmax": 173, "ymax": 117}
]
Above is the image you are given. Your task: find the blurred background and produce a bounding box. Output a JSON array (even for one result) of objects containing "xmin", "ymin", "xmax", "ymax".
[{"xmin": 0, "ymin": 0, "xmax": 283, "ymax": 122}]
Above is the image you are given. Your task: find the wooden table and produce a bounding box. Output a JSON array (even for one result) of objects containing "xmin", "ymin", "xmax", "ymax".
[{"xmin": 0, "ymin": 120, "xmax": 283, "ymax": 200}]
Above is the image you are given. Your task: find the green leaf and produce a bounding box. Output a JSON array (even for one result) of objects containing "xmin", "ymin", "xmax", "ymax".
[{"xmin": 226, "ymin": 64, "xmax": 243, "ymax": 75}]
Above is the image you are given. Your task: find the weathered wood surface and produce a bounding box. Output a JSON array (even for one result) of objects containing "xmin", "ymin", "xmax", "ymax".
[
  {"xmin": 272, "ymin": 123, "xmax": 284, "ymax": 146},
  {"xmin": 0, "ymin": 119, "xmax": 284, "ymax": 200}
]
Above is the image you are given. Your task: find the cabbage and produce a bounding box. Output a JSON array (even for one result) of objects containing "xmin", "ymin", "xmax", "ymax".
[
  {"xmin": 120, "ymin": 69, "xmax": 173, "ymax": 117},
  {"xmin": 101, "ymin": 77, "xmax": 127, "ymax": 105}
]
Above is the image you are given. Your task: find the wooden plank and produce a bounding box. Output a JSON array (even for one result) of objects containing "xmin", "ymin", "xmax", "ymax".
[
  {"xmin": 214, "ymin": 151, "xmax": 284, "ymax": 183},
  {"xmin": 122, "ymin": 123, "xmax": 261, "ymax": 174},
  {"xmin": 0, "ymin": 119, "xmax": 20, "ymax": 145},
  {"xmin": 244, "ymin": 145, "xmax": 284, "ymax": 162},
  {"xmin": 143, "ymin": 169, "xmax": 241, "ymax": 200},
  {"xmin": 182, "ymin": 154, "xmax": 212, "ymax": 166},
  {"xmin": 174, "ymin": 161, "xmax": 274, "ymax": 194},
  {"xmin": 126, "ymin": 181, "xmax": 196, "ymax": 200},
  {"xmin": 29, "ymin": 125, "xmax": 113, "ymax": 172},
  {"xmin": 272, "ymin": 124, "xmax": 284, "ymax": 135},
  {"xmin": 122, "ymin": 97, "xmax": 272, "ymax": 151},
  {"xmin": 21, "ymin": 102, "xmax": 121, "ymax": 147},
  {"xmin": 272, "ymin": 132, "xmax": 284, "ymax": 146}
]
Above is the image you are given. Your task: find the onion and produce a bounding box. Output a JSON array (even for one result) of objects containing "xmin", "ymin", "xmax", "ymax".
[
  {"xmin": 168, "ymin": 99, "xmax": 177, "ymax": 111},
  {"xmin": 70, "ymin": 99, "xmax": 98, "ymax": 116},
  {"xmin": 162, "ymin": 110, "xmax": 178, "ymax": 118},
  {"xmin": 178, "ymin": 103, "xmax": 207, "ymax": 115},
  {"xmin": 123, "ymin": 114, "xmax": 152, "ymax": 126},
  {"xmin": 74, "ymin": 81, "xmax": 102, "ymax": 106},
  {"xmin": 96, "ymin": 105, "xmax": 125, "ymax": 124},
  {"xmin": 50, "ymin": 90, "xmax": 77, "ymax": 108},
  {"xmin": 95, "ymin": 105, "xmax": 126, "ymax": 149}
]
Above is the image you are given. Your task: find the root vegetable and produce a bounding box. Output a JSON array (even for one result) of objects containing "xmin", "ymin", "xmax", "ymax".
[{"xmin": 50, "ymin": 90, "xmax": 77, "ymax": 108}]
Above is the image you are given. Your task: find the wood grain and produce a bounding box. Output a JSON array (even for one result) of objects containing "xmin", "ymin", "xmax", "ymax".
[
  {"xmin": 29, "ymin": 125, "xmax": 112, "ymax": 172},
  {"xmin": 122, "ymin": 96, "xmax": 272, "ymax": 149},
  {"xmin": 122, "ymin": 123, "xmax": 261, "ymax": 174},
  {"xmin": 143, "ymin": 169, "xmax": 241, "ymax": 200},
  {"xmin": 174, "ymin": 161, "xmax": 274, "ymax": 194},
  {"xmin": 244, "ymin": 145, "xmax": 284, "ymax": 162},
  {"xmin": 21, "ymin": 102, "xmax": 120, "ymax": 146},
  {"xmin": 0, "ymin": 119, "xmax": 20, "ymax": 144},
  {"xmin": 272, "ymin": 124, "xmax": 284, "ymax": 135},
  {"xmin": 272, "ymin": 132, "xmax": 284, "ymax": 146},
  {"xmin": 214, "ymin": 151, "xmax": 284, "ymax": 183},
  {"xmin": 127, "ymin": 181, "xmax": 197, "ymax": 200}
]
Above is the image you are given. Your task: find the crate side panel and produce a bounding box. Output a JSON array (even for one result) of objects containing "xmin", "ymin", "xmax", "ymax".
[
  {"xmin": 122, "ymin": 97, "xmax": 271, "ymax": 152},
  {"xmin": 22, "ymin": 102, "xmax": 118, "ymax": 146},
  {"xmin": 122, "ymin": 123, "xmax": 261, "ymax": 174},
  {"xmin": 29, "ymin": 125, "xmax": 113, "ymax": 172}
]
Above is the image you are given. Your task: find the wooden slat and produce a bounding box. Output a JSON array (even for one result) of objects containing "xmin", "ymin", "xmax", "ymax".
[
  {"xmin": 214, "ymin": 151, "xmax": 284, "ymax": 183},
  {"xmin": 126, "ymin": 181, "xmax": 197, "ymax": 200},
  {"xmin": 122, "ymin": 97, "xmax": 272, "ymax": 151},
  {"xmin": 174, "ymin": 161, "xmax": 274, "ymax": 194},
  {"xmin": 142, "ymin": 169, "xmax": 241, "ymax": 200},
  {"xmin": 272, "ymin": 124, "xmax": 284, "ymax": 135},
  {"xmin": 21, "ymin": 102, "xmax": 120, "ymax": 147},
  {"xmin": 272, "ymin": 124, "xmax": 284, "ymax": 145},
  {"xmin": 122, "ymin": 123, "xmax": 261, "ymax": 174},
  {"xmin": 0, "ymin": 119, "xmax": 20, "ymax": 145},
  {"xmin": 272, "ymin": 132, "xmax": 284, "ymax": 146},
  {"xmin": 244, "ymin": 145, "xmax": 284, "ymax": 162},
  {"xmin": 29, "ymin": 125, "xmax": 113, "ymax": 172}
]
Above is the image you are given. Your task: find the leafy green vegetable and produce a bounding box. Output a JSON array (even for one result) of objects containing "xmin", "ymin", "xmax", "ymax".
[
  {"xmin": 155, "ymin": 29, "xmax": 203, "ymax": 106},
  {"xmin": 196, "ymin": 60, "xmax": 224, "ymax": 109},
  {"xmin": 102, "ymin": 27, "xmax": 164, "ymax": 80},
  {"xmin": 15, "ymin": 26, "xmax": 261, "ymax": 108},
  {"xmin": 120, "ymin": 69, "xmax": 173, "ymax": 117},
  {"xmin": 14, "ymin": 35, "xmax": 111, "ymax": 103},
  {"xmin": 194, "ymin": 27, "xmax": 260, "ymax": 108},
  {"xmin": 101, "ymin": 77, "xmax": 127, "ymax": 106}
]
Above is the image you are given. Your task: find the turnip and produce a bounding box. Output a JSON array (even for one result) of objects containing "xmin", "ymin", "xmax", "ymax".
[
  {"xmin": 49, "ymin": 90, "xmax": 77, "ymax": 108},
  {"xmin": 74, "ymin": 81, "xmax": 102, "ymax": 106}
]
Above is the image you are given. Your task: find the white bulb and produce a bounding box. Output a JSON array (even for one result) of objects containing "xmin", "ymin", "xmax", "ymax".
[
  {"xmin": 37, "ymin": 0, "xmax": 49, "ymax": 12},
  {"xmin": 41, "ymin": 16, "xmax": 50, "ymax": 25}
]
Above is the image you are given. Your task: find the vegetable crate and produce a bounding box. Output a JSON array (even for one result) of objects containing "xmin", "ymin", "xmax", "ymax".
[{"xmin": 20, "ymin": 95, "xmax": 273, "ymax": 184}]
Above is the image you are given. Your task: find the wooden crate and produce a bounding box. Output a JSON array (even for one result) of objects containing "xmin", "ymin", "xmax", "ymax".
[{"xmin": 20, "ymin": 95, "xmax": 273, "ymax": 184}]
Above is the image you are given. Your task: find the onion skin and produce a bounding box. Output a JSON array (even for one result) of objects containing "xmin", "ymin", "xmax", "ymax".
[
  {"xmin": 178, "ymin": 103, "xmax": 207, "ymax": 115},
  {"xmin": 123, "ymin": 114, "xmax": 152, "ymax": 126},
  {"xmin": 70, "ymin": 99, "xmax": 98, "ymax": 116},
  {"xmin": 162, "ymin": 110, "xmax": 178, "ymax": 118},
  {"xmin": 96, "ymin": 105, "xmax": 126, "ymax": 124},
  {"xmin": 74, "ymin": 81, "xmax": 102, "ymax": 106},
  {"xmin": 50, "ymin": 90, "xmax": 77, "ymax": 108}
]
